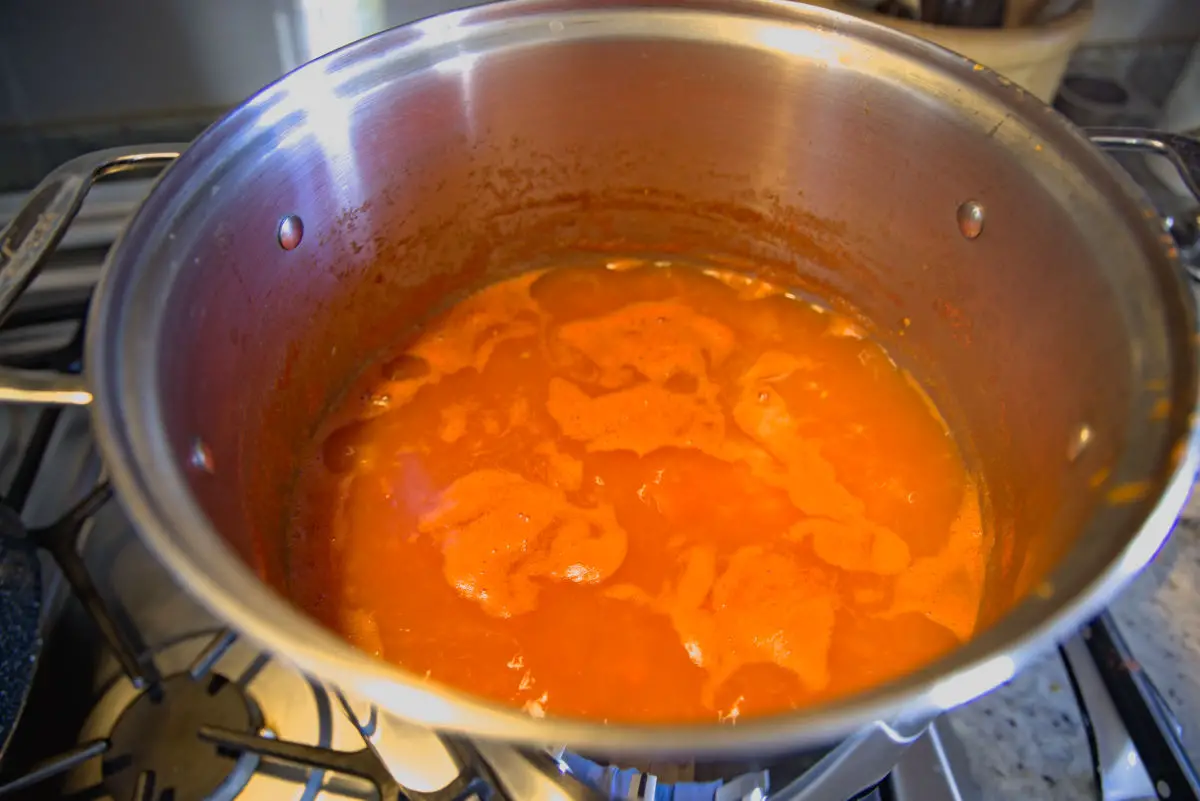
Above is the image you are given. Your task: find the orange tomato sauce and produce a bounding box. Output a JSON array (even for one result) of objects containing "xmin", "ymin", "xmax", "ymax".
[{"xmin": 286, "ymin": 261, "xmax": 989, "ymax": 723}]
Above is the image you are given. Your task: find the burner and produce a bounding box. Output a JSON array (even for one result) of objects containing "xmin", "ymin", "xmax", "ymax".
[
  {"xmin": 101, "ymin": 672, "xmax": 262, "ymax": 801},
  {"xmin": 62, "ymin": 632, "xmax": 369, "ymax": 800}
]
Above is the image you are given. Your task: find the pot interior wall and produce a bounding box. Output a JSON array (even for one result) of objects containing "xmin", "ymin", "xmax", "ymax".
[{"xmin": 149, "ymin": 13, "xmax": 1172, "ymax": 663}]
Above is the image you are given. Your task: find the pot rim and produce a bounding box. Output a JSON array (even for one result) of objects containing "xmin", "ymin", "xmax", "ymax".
[{"xmin": 84, "ymin": 0, "xmax": 1200, "ymax": 756}]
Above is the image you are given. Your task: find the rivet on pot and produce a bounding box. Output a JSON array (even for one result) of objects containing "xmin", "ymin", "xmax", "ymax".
[
  {"xmin": 957, "ymin": 200, "xmax": 985, "ymax": 240},
  {"xmin": 1067, "ymin": 424, "xmax": 1093, "ymax": 462},
  {"xmin": 190, "ymin": 438, "xmax": 215, "ymax": 473},
  {"xmin": 278, "ymin": 214, "xmax": 304, "ymax": 250}
]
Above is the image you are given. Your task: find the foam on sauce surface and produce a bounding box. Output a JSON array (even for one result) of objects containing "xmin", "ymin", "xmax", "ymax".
[{"xmin": 287, "ymin": 262, "xmax": 989, "ymax": 723}]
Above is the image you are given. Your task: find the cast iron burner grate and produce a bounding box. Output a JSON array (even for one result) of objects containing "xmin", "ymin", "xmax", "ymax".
[
  {"xmin": 0, "ymin": 621, "xmax": 510, "ymax": 801},
  {"xmin": 0, "ymin": 418, "xmax": 509, "ymax": 800},
  {"xmin": 102, "ymin": 672, "xmax": 262, "ymax": 801},
  {"xmin": 0, "ymin": 627, "xmax": 511, "ymax": 800},
  {"xmin": 199, "ymin": 692, "xmax": 505, "ymax": 801}
]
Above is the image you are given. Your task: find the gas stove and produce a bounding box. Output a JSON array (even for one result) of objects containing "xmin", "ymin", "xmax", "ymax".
[{"xmin": 0, "ymin": 161, "xmax": 1196, "ymax": 801}]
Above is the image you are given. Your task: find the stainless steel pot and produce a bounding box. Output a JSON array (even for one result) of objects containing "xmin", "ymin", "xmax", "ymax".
[{"xmin": 1, "ymin": 0, "xmax": 1198, "ymax": 759}]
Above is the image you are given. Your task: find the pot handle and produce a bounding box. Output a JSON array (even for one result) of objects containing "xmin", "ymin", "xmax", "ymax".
[
  {"xmin": 0, "ymin": 144, "xmax": 186, "ymax": 405},
  {"xmin": 1087, "ymin": 128, "xmax": 1200, "ymax": 201}
]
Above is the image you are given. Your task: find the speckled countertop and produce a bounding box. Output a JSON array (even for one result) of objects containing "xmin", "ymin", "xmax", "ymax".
[{"xmin": 944, "ymin": 485, "xmax": 1200, "ymax": 800}]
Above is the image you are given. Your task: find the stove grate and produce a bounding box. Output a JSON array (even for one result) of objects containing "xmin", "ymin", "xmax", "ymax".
[{"xmin": 200, "ymin": 690, "xmax": 507, "ymax": 801}]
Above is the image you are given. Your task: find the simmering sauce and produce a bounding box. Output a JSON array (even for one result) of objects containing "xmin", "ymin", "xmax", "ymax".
[{"xmin": 287, "ymin": 261, "xmax": 989, "ymax": 723}]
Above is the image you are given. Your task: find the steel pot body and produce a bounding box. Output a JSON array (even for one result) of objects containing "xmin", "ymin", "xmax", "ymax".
[{"xmin": 2, "ymin": 0, "xmax": 1197, "ymax": 758}]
